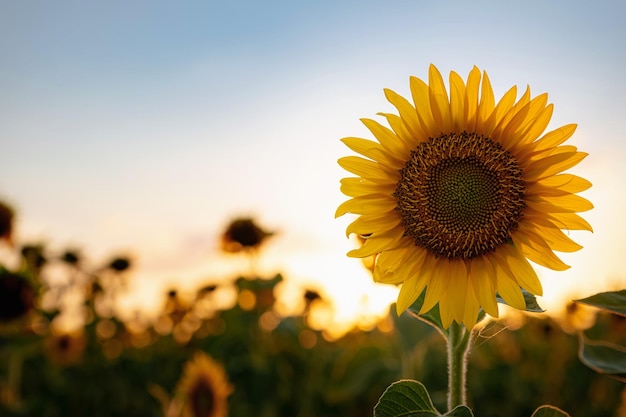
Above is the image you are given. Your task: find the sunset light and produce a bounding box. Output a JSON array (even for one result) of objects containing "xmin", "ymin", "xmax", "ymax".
[{"xmin": 1, "ymin": 1, "xmax": 625, "ymax": 416}]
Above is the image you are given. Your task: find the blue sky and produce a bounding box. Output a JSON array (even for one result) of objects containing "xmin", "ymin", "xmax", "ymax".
[{"xmin": 1, "ymin": 0, "xmax": 625, "ymax": 328}]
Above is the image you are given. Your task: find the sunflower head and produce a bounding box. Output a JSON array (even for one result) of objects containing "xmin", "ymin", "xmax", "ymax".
[
  {"xmin": 221, "ymin": 218, "xmax": 274, "ymax": 254},
  {"xmin": 0, "ymin": 201, "xmax": 14, "ymax": 245},
  {"xmin": 176, "ymin": 352, "xmax": 233, "ymax": 417},
  {"xmin": 336, "ymin": 64, "xmax": 592, "ymax": 329},
  {"xmin": 0, "ymin": 270, "xmax": 36, "ymax": 323}
]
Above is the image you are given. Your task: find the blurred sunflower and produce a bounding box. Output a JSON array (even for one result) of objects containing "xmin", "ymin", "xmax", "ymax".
[
  {"xmin": 44, "ymin": 331, "xmax": 87, "ymax": 366},
  {"xmin": 177, "ymin": 352, "xmax": 233, "ymax": 417},
  {"xmin": 0, "ymin": 201, "xmax": 14, "ymax": 244},
  {"xmin": 220, "ymin": 217, "xmax": 273, "ymax": 254},
  {"xmin": 0, "ymin": 270, "xmax": 35, "ymax": 324},
  {"xmin": 336, "ymin": 64, "xmax": 592, "ymax": 328}
]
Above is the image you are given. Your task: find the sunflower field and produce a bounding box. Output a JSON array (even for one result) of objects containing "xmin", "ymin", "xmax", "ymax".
[{"xmin": 0, "ymin": 205, "xmax": 625, "ymax": 417}]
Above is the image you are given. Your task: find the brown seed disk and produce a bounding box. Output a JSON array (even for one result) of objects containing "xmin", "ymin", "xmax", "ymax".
[{"xmin": 394, "ymin": 132, "xmax": 526, "ymax": 259}]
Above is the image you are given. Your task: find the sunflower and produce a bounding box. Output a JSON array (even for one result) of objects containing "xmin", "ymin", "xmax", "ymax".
[
  {"xmin": 336, "ymin": 64, "xmax": 592, "ymax": 329},
  {"xmin": 176, "ymin": 352, "xmax": 233, "ymax": 417}
]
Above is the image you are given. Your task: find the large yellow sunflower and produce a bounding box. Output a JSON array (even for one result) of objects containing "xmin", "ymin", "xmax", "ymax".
[
  {"xmin": 336, "ymin": 64, "xmax": 592, "ymax": 329},
  {"xmin": 176, "ymin": 352, "xmax": 233, "ymax": 417}
]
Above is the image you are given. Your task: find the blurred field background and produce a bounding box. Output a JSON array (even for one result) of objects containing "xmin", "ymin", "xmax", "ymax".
[{"xmin": 1, "ymin": 210, "xmax": 626, "ymax": 417}]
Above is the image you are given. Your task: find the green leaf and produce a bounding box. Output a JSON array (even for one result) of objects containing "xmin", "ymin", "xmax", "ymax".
[
  {"xmin": 574, "ymin": 289, "xmax": 626, "ymax": 317},
  {"xmin": 579, "ymin": 336, "xmax": 626, "ymax": 382},
  {"xmin": 496, "ymin": 289, "xmax": 545, "ymax": 313},
  {"xmin": 531, "ymin": 405, "xmax": 571, "ymax": 416},
  {"xmin": 407, "ymin": 290, "xmax": 448, "ymax": 337},
  {"xmin": 373, "ymin": 380, "xmax": 440, "ymax": 417},
  {"xmin": 444, "ymin": 405, "xmax": 474, "ymax": 416}
]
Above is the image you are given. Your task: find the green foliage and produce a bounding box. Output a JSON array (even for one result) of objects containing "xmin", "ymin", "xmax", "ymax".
[
  {"xmin": 574, "ymin": 289, "xmax": 626, "ymax": 382},
  {"xmin": 374, "ymin": 380, "xmax": 440, "ymax": 417},
  {"xmin": 578, "ymin": 337, "xmax": 626, "ymax": 382},
  {"xmin": 575, "ymin": 290, "xmax": 626, "ymax": 317},
  {"xmin": 496, "ymin": 289, "xmax": 545, "ymax": 313},
  {"xmin": 374, "ymin": 380, "xmax": 475, "ymax": 417}
]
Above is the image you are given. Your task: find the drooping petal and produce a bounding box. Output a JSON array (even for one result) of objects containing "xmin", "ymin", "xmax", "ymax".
[
  {"xmin": 419, "ymin": 257, "xmax": 452, "ymax": 315},
  {"xmin": 469, "ymin": 257, "xmax": 499, "ymax": 318}
]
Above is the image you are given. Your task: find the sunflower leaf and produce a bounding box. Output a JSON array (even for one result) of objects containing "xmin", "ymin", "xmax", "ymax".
[
  {"xmin": 407, "ymin": 290, "xmax": 448, "ymax": 336},
  {"xmin": 444, "ymin": 405, "xmax": 475, "ymax": 416},
  {"xmin": 530, "ymin": 405, "xmax": 571, "ymax": 417},
  {"xmin": 574, "ymin": 290, "xmax": 626, "ymax": 317},
  {"xmin": 578, "ymin": 336, "xmax": 626, "ymax": 383},
  {"xmin": 373, "ymin": 380, "xmax": 440, "ymax": 417},
  {"xmin": 496, "ymin": 289, "xmax": 545, "ymax": 313}
]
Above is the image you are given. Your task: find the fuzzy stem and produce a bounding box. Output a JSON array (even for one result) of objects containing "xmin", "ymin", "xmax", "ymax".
[{"xmin": 446, "ymin": 321, "xmax": 471, "ymax": 411}]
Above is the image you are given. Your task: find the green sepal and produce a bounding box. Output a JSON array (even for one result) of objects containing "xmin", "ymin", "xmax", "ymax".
[
  {"xmin": 496, "ymin": 289, "xmax": 545, "ymax": 313},
  {"xmin": 407, "ymin": 290, "xmax": 448, "ymax": 337},
  {"xmin": 530, "ymin": 405, "xmax": 571, "ymax": 416},
  {"xmin": 578, "ymin": 335, "xmax": 626, "ymax": 383},
  {"xmin": 574, "ymin": 289, "xmax": 626, "ymax": 317},
  {"xmin": 373, "ymin": 380, "xmax": 440, "ymax": 417}
]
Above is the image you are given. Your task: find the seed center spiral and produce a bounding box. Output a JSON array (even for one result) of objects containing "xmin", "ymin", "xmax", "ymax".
[{"xmin": 394, "ymin": 132, "xmax": 526, "ymax": 259}]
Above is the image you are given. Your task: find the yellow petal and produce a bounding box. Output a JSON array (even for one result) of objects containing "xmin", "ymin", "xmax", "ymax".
[
  {"xmin": 463, "ymin": 284, "xmax": 481, "ymax": 329},
  {"xmin": 529, "ymin": 194, "xmax": 594, "ymax": 213},
  {"xmin": 511, "ymin": 232, "xmax": 570, "ymax": 271},
  {"xmin": 338, "ymin": 156, "xmax": 398, "ymax": 182},
  {"xmin": 446, "ymin": 260, "xmax": 468, "ymax": 324},
  {"xmin": 396, "ymin": 272, "xmax": 428, "ymax": 314},
  {"xmin": 361, "ymin": 118, "xmax": 410, "ymax": 157},
  {"xmin": 376, "ymin": 246, "xmax": 426, "ymax": 285},
  {"xmin": 498, "ymin": 244, "xmax": 543, "ymax": 295},
  {"xmin": 438, "ymin": 296, "xmax": 455, "ymax": 329},
  {"xmin": 420, "ymin": 257, "xmax": 452, "ymax": 314},
  {"xmin": 531, "ymin": 124, "xmax": 577, "ymax": 153},
  {"xmin": 524, "ymin": 151, "xmax": 588, "ymax": 181},
  {"xmin": 409, "ymin": 76, "xmax": 436, "ymax": 137},
  {"xmin": 335, "ymin": 195, "xmax": 396, "ymax": 218},
  {"xmin": 347, "ymin": 229, "xmax": 404, "ymax": 258},
  {"xmin": 449, "ymin": 70, "xmax": 466, "ymax": 131},
  {"xmin": 547, "ymin": 212, "xmax": 593, "ymax": 232},
  {"xmin": 384, "ymin": 88, "xmax": 426, "ymax": 141},
  {"xmin": 489, "ymin": 254, "xmax": 526, "ymax": 310},
  {"xmin": 495, "ymin": 273, "xmax": 526, "ymax": 311},
  {"xmin": 346, "ymin": 214, "xmax": 402, "ymax": 238},
  {"xmin": 340, "ymin": 177, "xmax": 395, "ymax": 198},
  {"xmin": 519, "ymin": 221, "xmax": 583, "ymax": 253},
  {"xmin": 514, "ymin": 103, "xmax": 553, "ymax": 148},
  {"xmin": 464, "ymin": 66, "xmax": 481, "ymax": 131},
  {"xmin": 536, "ymin": 174, "xmax": 592, "ymax": 194},
  {"xmin": 469, "ymin": 257, "xmax": 499, "ymax": 318},
  {"xmin": 340, "ymin": 137, "xmax": 385, "ymax": 161},
  {"xmin": 428, "ymin": 64, "xmax": 452, "ymax": 133},
  {"xmin": 477, "ymin": 71, "xmax": 496, "ymax": 129},
  {"xmin": 377, "ymin": 112, "xmax": 422, "ymax": 149}
]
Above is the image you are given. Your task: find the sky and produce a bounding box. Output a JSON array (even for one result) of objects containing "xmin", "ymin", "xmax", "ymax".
[{"xmin": 1, "ymin": 0, "xmax": 625, "ymax": 333}]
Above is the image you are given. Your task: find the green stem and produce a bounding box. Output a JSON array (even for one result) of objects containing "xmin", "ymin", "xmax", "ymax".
[
  {"xmin": 446, "ymin": 322, "xmax": 471, "ymax": 411},
  {"xmin": 6, "ymin": 349, "xmax": 22, "ymax": 408}
]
